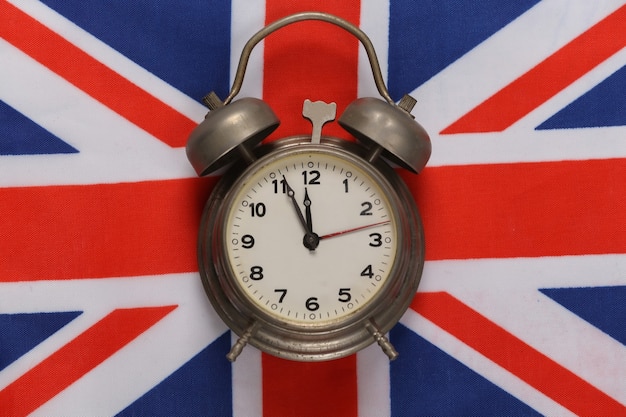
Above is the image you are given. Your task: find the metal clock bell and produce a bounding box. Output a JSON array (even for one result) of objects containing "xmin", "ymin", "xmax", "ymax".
[{"xmin": 186, "ymin": 12, "xmax": 431, "ymax": 362}]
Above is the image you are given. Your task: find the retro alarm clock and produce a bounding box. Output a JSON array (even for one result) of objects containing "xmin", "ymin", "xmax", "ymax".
[{"xmin": 186, "ymin": 12, "xmax": 431, "ymax": 362}]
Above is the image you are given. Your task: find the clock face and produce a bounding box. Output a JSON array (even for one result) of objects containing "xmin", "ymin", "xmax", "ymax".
[{"xmin": 222, "ymin": 147, "xmax": 399, "ymax": 326}]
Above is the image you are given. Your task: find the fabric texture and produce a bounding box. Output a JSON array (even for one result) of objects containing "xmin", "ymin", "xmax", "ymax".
[{"xmin": 0, "ymin": 0, "xmax": 625, "ymax": 416}]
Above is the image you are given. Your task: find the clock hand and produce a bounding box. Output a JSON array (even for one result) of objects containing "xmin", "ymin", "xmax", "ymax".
[
  {"xmin": 282, "ymin": 176, "xmax": 319, "ymax": 250},
  {"xmin": 303, "ymin": 187, "xmax": 313, "ymax": 233},
  {"xmin": 282, "ymin": 176, "xmax": 308, "ymax": 232},
  {"xmin": 319, "ymin": 220, "xmax": 391, "ymax": 240}
]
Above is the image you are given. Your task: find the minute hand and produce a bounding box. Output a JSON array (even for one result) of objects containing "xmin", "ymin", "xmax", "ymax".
[
  {"xmin": 283, "ymin": 176, "xmax": 309, "ymax": 233},
  {"xmin": 319, "ymin": 220, "xmax": 391, "ymax": 240}
]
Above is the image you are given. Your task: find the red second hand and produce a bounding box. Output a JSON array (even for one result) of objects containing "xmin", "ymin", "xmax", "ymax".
[{"xmin": 319, "ymin": 220, "xmax": 391, "ymax": 240}]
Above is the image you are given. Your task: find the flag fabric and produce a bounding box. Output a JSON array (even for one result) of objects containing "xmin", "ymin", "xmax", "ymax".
[{"xmin": 1, "ymin": 0, "xmax": 625, "ymax": 416}]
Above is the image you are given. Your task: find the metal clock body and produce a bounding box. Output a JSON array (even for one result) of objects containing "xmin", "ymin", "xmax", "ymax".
[
  {"xmin": 185, "ymin": 12, "xmax": 431, "ymax": 361},
  {"xmin": 198, "ymin": 136, "xmax": 424, "ymax": 361}
]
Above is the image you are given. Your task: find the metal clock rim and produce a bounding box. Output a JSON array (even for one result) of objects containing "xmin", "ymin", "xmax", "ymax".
[
  {"xmin": 197, "ymin": 136, "xmax": 425, "ymax": 361},
  {"xmin": 218, "ymin": 142, "xmax": 405, "ymax": 332}
]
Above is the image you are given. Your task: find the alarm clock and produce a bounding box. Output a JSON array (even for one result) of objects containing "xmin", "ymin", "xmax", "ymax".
[{"xmin": 186, "ymin": 12, "xmax": 431, "ymax": 362}]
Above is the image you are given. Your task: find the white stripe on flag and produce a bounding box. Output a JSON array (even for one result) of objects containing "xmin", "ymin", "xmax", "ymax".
[
  {"xmin": 414, "ymin": 0, "xmax": 624, "ymax": 132},
  {"xmin": 419, "ymin": 254, "xmax": 626, "ymax": 405},
  {"xmin": 357, "ymin": 342, "xmax": 391, "ymax": 417},
  {"xmin": 229, "ymin": 4, "xmax": 266, "ymax": 416},
  {"xmin": 400, "ymin": 308, "xmax": 577, "ymax": 417},
  {"xmin": 411, "ymin": 0, "xmax": 626, "ymax": 167},
  {"xmin": 0, "ymin": 38, "xmax": 195, "ymax": 187},
  {"xmin": 230, "ymin": 0, "xmax": 266, "ymax": 100},
  {"xmin": 357, "ymin": 3, "xmax": 392, "ymax": 415},
  {"xmin": 7, "ymin": 0, "xmax": 205, "ymax": 121},
  {"xmin": 1, "ymin": 273, "xmax": 228, "ymax": 416},
  {"xmin": 232, "ymin": 334, "xmax": 263, "ymax": 417},
  {"xmin": 358, "ymin": 0, "xmax": 389, "ymax": 99}
]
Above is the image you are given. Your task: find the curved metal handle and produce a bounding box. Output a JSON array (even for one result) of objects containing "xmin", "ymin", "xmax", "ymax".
[{"xmin": 224, "ymin": 11, "xmax": 394, "ymax": 105}]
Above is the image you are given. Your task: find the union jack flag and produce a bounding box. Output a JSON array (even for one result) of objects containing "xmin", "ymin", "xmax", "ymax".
[{"xmin": 0, "ymin": 1, "xmax": 624, "ymax": 416}]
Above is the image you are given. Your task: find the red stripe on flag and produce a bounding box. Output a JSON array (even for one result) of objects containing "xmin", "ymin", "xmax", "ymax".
[
  {"xmin": 0, "ymin": 178, "xmax": 214, "ymax": 282},
  {"xmin": 2, "ymin": 159, "xmax": 624, "ymax": 282},
  {"xmin": 0, "ymin": 305, "xmax": 177, "ymax": 417},
  {"xmin": 262, "ymin": 355, "xmax": 359, "ymax": 417},
  {"xmin": 412, "ymin": 292, "xmax": 626, "ymax": 416},
  {"xmin": 0, "ymin": 1, "xmax": 196, "ymax": 147},
  {"xmin": 441, "ymin": 4, "xmax": 626, "ymax": 134},
  {"xmin": 406, "ymin": 158, "xmax": 626, "ymax": 260},
  {"xmin": 261, "ymin": 2, "xmax": 361, "ymax": 416},
  {"xmin": 263, "ymin": 1, "xmax": 361, "ymax": 140}
]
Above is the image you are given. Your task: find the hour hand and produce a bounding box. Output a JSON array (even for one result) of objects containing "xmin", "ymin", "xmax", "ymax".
[{"xmin": 283, "ymin": 177, "xmax": 319, "ymax": 251}]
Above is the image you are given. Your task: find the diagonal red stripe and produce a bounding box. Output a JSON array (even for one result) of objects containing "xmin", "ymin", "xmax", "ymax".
[
  {"xmin": 0, "ymin": 0, "xmax": 196, "ymax": 147},
  {"xmin": 0, "ymin": 305, "xmax": 177, "ymax": 417},
  {"xmin": 441, "ymin": 4, "xmax": 626, "ymax": 134},
  {"xmin": 261, "ymin": 2, "xmax": 361, "ymax": 417},
  {"xmin": 412, "ymin": 292, "xmax": 626, "ymax": 416}
]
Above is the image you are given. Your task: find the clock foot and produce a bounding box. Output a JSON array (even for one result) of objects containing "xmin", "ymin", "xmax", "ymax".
[
  {"xmin": 227, "ymin": 322, "xmax": 259, "ymax": 362},
  {"xmin": 366, "ymin": 319, "xmax": 399, "ymax": 361}
]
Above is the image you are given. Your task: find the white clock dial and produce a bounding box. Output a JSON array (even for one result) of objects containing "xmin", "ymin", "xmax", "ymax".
[{"xmin": 223, "ymin": 149, "xmax": 399, "ymax": 326}]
